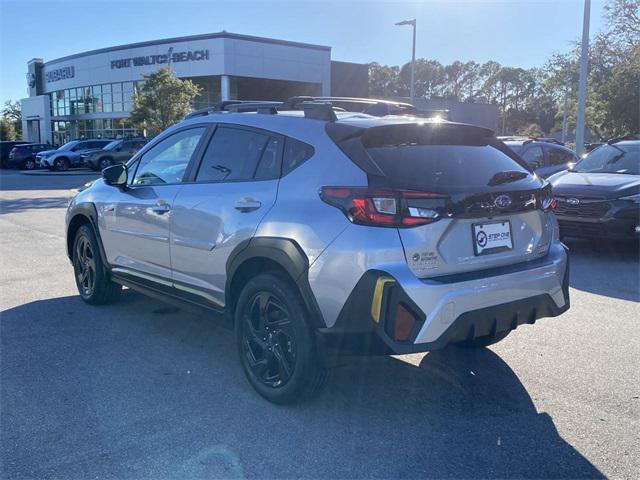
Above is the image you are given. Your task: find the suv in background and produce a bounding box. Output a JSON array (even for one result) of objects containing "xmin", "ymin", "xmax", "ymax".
[
  {"xmin": 550, "ymin": 138, "xmax": 640, "ymax": 240},
  {"xmin": 65, "ymin": 97, "xmax": 569, "ymax": 403},
  {"xmin": 0, "ymin": 141, "xmax": 30, "ymax": 168},
  {"xmin": 38, "ymin": 139, "xmax": 112, "ymax": 171},
  {"xmin": 503, "ymin": 138, "xmax": 578, "ymax": 178},
  {"xmin": 82, "ymin": 138, "xmax": 146, "ymax": 171},
  {"xmin": 7, "ymin": 143, "xmax": 53, "ymax": 170}
]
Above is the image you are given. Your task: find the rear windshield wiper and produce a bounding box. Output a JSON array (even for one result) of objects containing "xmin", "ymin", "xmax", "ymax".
[{"xmin": 487, "ymin": 170, "xmax": 528, "ymax": 186}]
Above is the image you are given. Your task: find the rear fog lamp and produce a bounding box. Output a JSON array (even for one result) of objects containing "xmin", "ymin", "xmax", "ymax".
[{"xmin": 394, "ymin": 304, "xmax": 417, "ymax": 342}]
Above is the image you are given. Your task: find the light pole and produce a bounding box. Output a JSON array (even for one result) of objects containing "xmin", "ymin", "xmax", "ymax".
[
  {"xmin": 575, "ymin": 0, "xmax": 591, "ymax": 157},
  {"xmin": 395, "ymin": 19, "xmax": 416, "ymax": 104}
]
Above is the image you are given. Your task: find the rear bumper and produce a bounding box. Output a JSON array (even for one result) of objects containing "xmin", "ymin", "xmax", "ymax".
[{"xmin": 318, "ymin": 243, "xmax": 570, "ymax": 355}]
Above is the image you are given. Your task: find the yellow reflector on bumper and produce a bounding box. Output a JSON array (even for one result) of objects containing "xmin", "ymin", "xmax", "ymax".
[{"xmin": 371, "ymin": 276, "xmax": 395, "ymax": 323}]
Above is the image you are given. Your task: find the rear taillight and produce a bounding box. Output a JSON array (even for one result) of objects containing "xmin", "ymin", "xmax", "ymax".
[
  {"xmin": 539, "ymin": 184, "xmax": 557, "ymax": 211},
  {"xmin": 320, "ymin": 186, "xmax": 448, "ymax": 227}
]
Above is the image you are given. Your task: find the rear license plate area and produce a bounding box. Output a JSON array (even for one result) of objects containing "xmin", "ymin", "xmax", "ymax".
[{"xmin": 473, "ymin": 221, "xmax": 513, "ymax": 256}]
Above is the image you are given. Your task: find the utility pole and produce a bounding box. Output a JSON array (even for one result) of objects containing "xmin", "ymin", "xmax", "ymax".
[
  {"xmin": 395, "ymin": 19, "xmax": 416, "ymax": 104},
  {"xmin": 575, "ymin": 0, "xmax": 591, "ymax": 157},
  {"xmin": 562, "ymin": 87, "xmax": 569, "ymax": 144}
]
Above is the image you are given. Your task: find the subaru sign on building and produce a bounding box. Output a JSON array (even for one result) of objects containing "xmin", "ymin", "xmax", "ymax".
[{"xmin": 20, "ymin": 32, "xmax": 353, "ymax": 145}]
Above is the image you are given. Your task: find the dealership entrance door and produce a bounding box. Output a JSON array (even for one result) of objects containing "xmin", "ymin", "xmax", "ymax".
[{"xmin": 26, "ymin": 119, "xmax": 41, "ymax": 143}]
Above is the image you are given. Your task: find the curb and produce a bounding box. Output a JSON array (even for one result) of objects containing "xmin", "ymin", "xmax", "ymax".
[{"xmin": 20, "ymin": 170, "xmax": 100, "ymax": 177}]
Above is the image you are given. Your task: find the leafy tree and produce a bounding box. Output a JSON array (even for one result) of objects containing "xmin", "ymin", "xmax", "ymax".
[
  {"xmin": 518, "ymin": 123, "xmax": 544, "ymax": 137},
  {"xmin": 0, "ymin": 118, "xmax": 17, "ymax": 141},
  {"xmin": 1, "ymin": 100, "xmax": 22, "ymax": 139},
  {"xmin": 400, "ymin": 59, "xmax": 446, "ymax": 98},
  {"xmin": 603, "ymin": 0, "xmax": 640, "ymax": 49},
  {"xmin": 130, "ymin": 68, "xmax": 201, "ymax": 136},
  {"xmin": 368, "ymin": 62, "xmax": 400, "ymax": 96}
]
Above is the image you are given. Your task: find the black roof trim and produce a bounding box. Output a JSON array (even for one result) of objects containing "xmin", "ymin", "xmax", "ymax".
[{"xmin": 46, "ymin": 31, "xmax": 331, "ymax": 66}]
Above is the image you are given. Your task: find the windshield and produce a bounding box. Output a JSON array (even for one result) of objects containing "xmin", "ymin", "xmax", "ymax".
[
  {"xmin": 104, "ymin": 140, "xmax": 121, "ymax": 151},
  {"xmin": 57, "ymin": 141, "xmax": 79, "ymax": 151},
  {"xmin": 574, "ymin": 144, "xmax": 640, "ymax": 175}
]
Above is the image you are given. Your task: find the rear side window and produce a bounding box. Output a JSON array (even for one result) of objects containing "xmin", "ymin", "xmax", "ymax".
[
  {"xmin": 254, "ymin": 136, "xmax": 283, "ymax": 180},
  {"xmin": 282, "ymin": 138, "xmax": 314, "ymax": 176},
  {"xmin": 545, "ymin": 146, "xmax": 575, "ymax": 165},
  {"xmin": 196, "ymin": 127, "xmax": 270, "ymax": 182},
  {"xmin": 520, "ymin": 146, "xmax": 544, "ymax": 169}
]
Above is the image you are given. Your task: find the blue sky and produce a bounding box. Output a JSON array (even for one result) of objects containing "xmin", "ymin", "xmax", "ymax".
[{"xmin": 0, "ymin": 0, "xmax": 606, "ymax": 104}]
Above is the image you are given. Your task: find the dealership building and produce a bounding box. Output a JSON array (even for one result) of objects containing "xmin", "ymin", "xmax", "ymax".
[{"xmin": 20, "ymin": 31, "xmax": 368, "ymax": 145}]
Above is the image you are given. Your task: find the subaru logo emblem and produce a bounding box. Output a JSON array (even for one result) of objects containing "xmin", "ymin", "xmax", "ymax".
[
  {"xmin": 567, "ymin": 197, "xmax": 580, "ymax": 205},
  {"xmin": 494, "ymin": 195, "xmax": 512, "ymax": 209}
]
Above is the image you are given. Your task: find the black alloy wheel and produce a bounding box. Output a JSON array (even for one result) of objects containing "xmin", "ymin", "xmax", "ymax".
[
  {"xmin": 23, "ymin": 159, "xmax": 36, "ymax": 170},
  {"xmin": 241, "ymin": 291, "xmax": 296, "ymax": 388},
  {"xmin": 72, "ymin": 224, "xmax": 121, "ymax": 304},
  {"xmin": 235, "ymin": 273, "xmax": 328, "ymax": 404},
  {"xmin": 74, "ymin": 234, "xmax": 97, "ymax": 298}
]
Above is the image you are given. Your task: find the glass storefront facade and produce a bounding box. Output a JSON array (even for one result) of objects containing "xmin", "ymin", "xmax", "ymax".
[
  {"xmin": 48, "ymin": 77, "xmax": 226, "ymax": 145},
  {"xmin": 47, "ymin": 75, "xmax": 320, "ymax": 145},
  {"xmin": 51, "ymin": 119, "xmax": 140, "ymax": 145},
  {"xmin": 50, "ymin": 81, "xmax": 139, "ymax": 116}
]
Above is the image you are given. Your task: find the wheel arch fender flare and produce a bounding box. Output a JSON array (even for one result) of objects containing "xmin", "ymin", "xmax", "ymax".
[
  {"xmin": 66, "ymin": 202, "xmax": 109, "ymax": 268},
  {"xmin": 226, "ymin": 237, "xmax": 326, "ymax": 328}
]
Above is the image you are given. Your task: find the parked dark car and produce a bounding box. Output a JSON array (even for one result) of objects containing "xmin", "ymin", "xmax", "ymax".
[
  {"xmin": 549, "ymin": 138, "xmax": 640, "ymax": 241},
  {"xmin": 37, "ymin": 139, "xmax": 113, "ymax": 171},
  {"xmin": 82, "ymin": 138, "xmax": 146, "ymax": 171},
  {"xmin": 7, "ymin": 143, "xmax": 53, "ymax": 170},
  {"xmin": 504, "ymin": 139, "xmax": 579, "ymax": 178},
  {"xmin": 0, "ymin": 141, "xmax": 30, "ymax": 168}
]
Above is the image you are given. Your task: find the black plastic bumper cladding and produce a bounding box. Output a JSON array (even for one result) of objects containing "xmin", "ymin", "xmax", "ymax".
[{"xmin": 317, "ymin": 257, "xmax": 570, "ymax": 355}]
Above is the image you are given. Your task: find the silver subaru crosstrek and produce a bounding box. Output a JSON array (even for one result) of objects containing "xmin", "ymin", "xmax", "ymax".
[{"xmin": 65, "ymin": 98, "xmax": 570, "ymax": 404}]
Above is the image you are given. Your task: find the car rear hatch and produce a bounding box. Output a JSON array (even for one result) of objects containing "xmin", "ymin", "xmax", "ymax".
[{"xmin": 327, "ymin": 121, "xmax": 555, "ymax": 278}]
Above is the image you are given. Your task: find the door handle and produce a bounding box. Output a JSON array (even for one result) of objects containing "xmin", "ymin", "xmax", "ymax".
[
  {"xmin": 234, "ymin": 198, "xmax": 261, "ymax": 212},
  {"xmin": 152, "ymin": 201, "xmax": 171, "ymax": 214}
]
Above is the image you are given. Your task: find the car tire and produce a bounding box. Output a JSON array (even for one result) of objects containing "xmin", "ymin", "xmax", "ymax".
[
  {"xmin": 72, "ymin": 224, "xmax": 121, "ymax": 305},
  {"xmin": 235, "ymin": 273, "xmax": 328, "ymax": 404},
  {"xmin": 55, "ymin": 157, "xmax": 70, "ymax": 171},
  {"xmin": 454, "ymin": 329, "xmax": 511, "ymax": 348},
  {"xmin": 23, "ymin": 159, "xmax": 36, "ymax": 170},
  {"xmin": 98, "ymin": 157, "xmax": 113, "ymax": 170}
]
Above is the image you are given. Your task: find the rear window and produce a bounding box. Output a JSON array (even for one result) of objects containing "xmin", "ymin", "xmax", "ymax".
[{"xmin": 367, "ymin": 144, "xmax": 529, "ymax": 192}]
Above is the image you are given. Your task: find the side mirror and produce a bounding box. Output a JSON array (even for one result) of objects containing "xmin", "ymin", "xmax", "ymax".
[{"xmin": 102, "ymin": 164, "xmax": 127, "ymax": 187}]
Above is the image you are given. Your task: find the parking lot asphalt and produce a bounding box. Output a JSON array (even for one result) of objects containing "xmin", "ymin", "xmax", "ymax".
[{"xmin": 1, "ymin": 170, "xmax": 638, "ymax": 479}]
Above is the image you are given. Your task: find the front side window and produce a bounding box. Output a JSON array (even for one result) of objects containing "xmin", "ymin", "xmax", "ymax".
[
  {"xmin": 133, "ymin": 127, "xmax": 206, "ymax": 185},
  {"xmin": 196, "ymin": 127, "xmax": 270, "ymax": 182}
]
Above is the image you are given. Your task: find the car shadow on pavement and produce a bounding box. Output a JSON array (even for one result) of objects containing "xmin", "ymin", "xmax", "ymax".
[
  {"xmin": 565, "ymin": 238, "xmax": 639, "ymax": 302},
  {"xmin": 1, "ymin": 292, "xmax": 603, "ymax": 479}
]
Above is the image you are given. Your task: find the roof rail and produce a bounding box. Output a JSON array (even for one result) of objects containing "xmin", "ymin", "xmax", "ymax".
[
  {"xmin": 184, "ymin": 100, "xmax": 280, "ymax": 119},
  {"xmin": 607, "ymin": 134, "xmax": 640, "ymax": 144},
  {"xmin": 183, "ymin": 96, "xmax": 419, "ymax": 121},
  {"xmin": 281, "ymin": 96, "xmax": 417, "ymax": 116},
  {"xmin": 300, "ymin": 102, "xmax": 337, "ymax": 121},
  {"xmin": 225, "ymin": 101, "xmax": 282, "ymax": 113}
]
